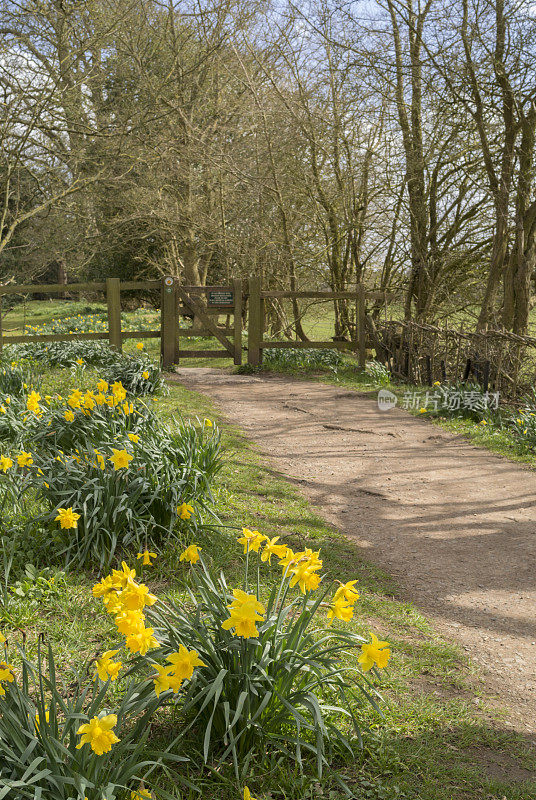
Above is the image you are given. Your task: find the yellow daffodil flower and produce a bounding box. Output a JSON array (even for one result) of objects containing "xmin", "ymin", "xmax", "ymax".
[
  {"xmin": 333, "ymin": 580, "xmax": 360, "ymax": 604},
  {"xmin": 327, "ymin": 597, "xmax": 354, "ymax": 624},
  {"xmin": 177, "ymin": 502, "xmax": 194, "ymax": 520},
  {"xmin": 358, "ymin": 633, "xmax": 391, "ymax": 671},
  {"xmin": 67, "ymin": 390, "xmax": 84, "ymax": 409},
  {"xmin": 111, "ymin": 561, "xmax": 136, "ymax": 589},
  {"xmin": 17, "ymin": 451, "xmax": 33, "ymax": 467},
  {"xmin": 137, "ymin": 549, "xmax": 157, "ymax": 566},
  {"xmin": 221, "ymin": 591, "xmax": 265, "ymax": 639},
  {"xmin": 54, "ymin": 507, "xmax": 81, "ymax": 530},
  {"xmin": 120, "ymin": 578, "xmax": 157, "ymax": 611},
  {"xmin": 92, "ymin": 575, "xmax": 116, "ymax": 598},
  {"xmin": 153, "ymin": 664, "xmax": 175, "ymax": 697},
  {"xmin": 112, "ymin": 381, "xmax": 127, "ymax": 401},
  {"xmin": 115, "ymin": 609, "xmax": 145, "ymax": 636},
  {"xmin": 237, "ymin": 528, "xmax": 265, "ymax": 554},
  {"xmin": 260, "ymin": 536, "xmax": 287, "ymax": 563},
  {"xmin": 166, "ymin": 646, "xmax": 206, "ymax": 682},
  {"xmin": 179, "ymin": 544, "xmax": 201, "ymax": 564},
  {"xmin": 94, "ymin": 650, "xmax": 122, "ymax": 682},
  {"xmin": 125, "ymin": 626, "xmax": 159, "ymax": 655},
  {"xmin": 76, "ymin": 714, "xmax": 120, "ymax": 755},
  {"xmin": 289, "ymin": 563, "xmax": 322, "ymax": 593},
  {"xmin": 109, "ymin": 449, "xmax": 133, "ymax": 470},
  {"xmin": 131, "ymin": 787, "xmax": 152, "ymax": 799},
  {"xmin": 26, "ymin": 391, "xmax": 42, "ymax": 415},
  {"xmin": 34, "ymin": 708, "xmax": 50, "ymax": 731},
  {"xmin": 0, "ymin": 456, "xmax": 13, "ymax": 473},
  {"xmin": 0, "ymin": 662, "xmax": 15, "ymax": 696}
]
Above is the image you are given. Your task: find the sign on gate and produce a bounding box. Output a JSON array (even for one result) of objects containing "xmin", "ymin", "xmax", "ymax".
[{"xmin": 208, "ymin": 290, "xmax": 234, "ymax": 307}]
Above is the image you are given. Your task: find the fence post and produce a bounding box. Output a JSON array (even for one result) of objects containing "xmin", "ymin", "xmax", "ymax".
[
  {"xmin": 248, "ymin": 276, "xmax": 262, "ymax": 366},
  {"xmin": 357, "ymin": 284, "xmax": 366, "ymax": 369},
  {"xmin": 106, "ymin": 277, "xmax": 122, "ymax": 352},
  {"xmin": 233, "ymin": 278, "xmax": 242, "ymax": 366},
  {"xmin": 161, "ymin": 276, "xmax": 177, "ymax": 368}
]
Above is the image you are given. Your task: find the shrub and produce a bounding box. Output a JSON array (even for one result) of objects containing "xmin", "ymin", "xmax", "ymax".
[
  {"xmin": 94, "ymin": 533, "xmax": 390, "ymax": 783},
  {"xmin": 0, "ymin": 394, "xmax": 28, "ymax": 445},
  {"xmin": 24, "ymin": 311, "xmax": 109, "ymax": 336},
  {"xmin": 5, "ymin": 342, "xmax": 164, "ymax": 396},
  {"xmin": 0, "ymin": 543, "xmax": 66, "ymax": 628},
  {"xmin": 416, "ymin": 381, "xmax": 497, "ymax": 422},
  {"xmin": 1, "ymin": 417, "xmax": 221, "ymax": 569},
  {"xmin": 22, "ymin": 386, "xmax": 150, "ymax": 457},
  {"xmin": 0, "ymin": 639, "xmax": 185, "ymax": 799},
  {"xmin": 7, "ymin": 341, "xmax": 119, "ymax": 369},
  {"xmin": 364, "ymin": 360, "xmax": 390, "ymax": 386},
  {"xmin": 263, "ymin": 347, "xmax": 346, "ymax": 372},
  {"xmin": 39, "ymin": 426, "xmax": 220, "ymax": 568},
  {"xmin": 100, "ymin": 353, "xmax": 165, "ymax": 396},
  {"xmin": 507, "ymin": 392, "xmax": 536, "ymax": 451},
  {"xmin": 0, "ymin": 360, "xmax": 41, "ymax": 397},
  {"xmin": 0, "ymin": 378, "xmax": 221, "ymax": 569}
]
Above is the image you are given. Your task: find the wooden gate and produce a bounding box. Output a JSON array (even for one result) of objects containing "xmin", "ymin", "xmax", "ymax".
[{"xmin": 160, "ymin": 277, "xmax": 243, "ymax": 367}]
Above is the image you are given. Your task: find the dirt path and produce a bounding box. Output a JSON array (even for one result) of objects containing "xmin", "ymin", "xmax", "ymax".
[{"xmin": 173, "ymin": 368, "xmax": 536, "ymax": 734}]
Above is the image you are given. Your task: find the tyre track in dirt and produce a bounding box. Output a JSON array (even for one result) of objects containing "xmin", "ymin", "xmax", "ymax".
[{"xmin": 172, "ymin": 369, "xmax": 536, "ymax": 734}]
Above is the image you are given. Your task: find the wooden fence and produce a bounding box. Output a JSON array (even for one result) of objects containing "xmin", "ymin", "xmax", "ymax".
[
  {"xmin": 247, "ymin": 277, "xmax": 391, "ymax": 367},
  {"xmin": 0, "ymin": 275, "xmax": 393, "ymax": 369},
  {"xmin": 0, "ymin": 276, "xmax": 245, "ymax": 366},
  {"xmin": 0, "ymin": 277, "xmax": 162, "ymax": 351}
]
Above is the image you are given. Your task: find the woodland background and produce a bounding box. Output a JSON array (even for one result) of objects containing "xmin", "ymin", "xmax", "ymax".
[{"xmin": 2, "ymin": 0, "xmax": 536, "ymax": 339}]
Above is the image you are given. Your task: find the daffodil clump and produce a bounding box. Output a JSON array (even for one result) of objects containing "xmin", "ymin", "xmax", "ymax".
[
  {"xmin": 0, "ymin": 630, "xmax": 183, "ymax": 800},
  {"xmin": 0, "ymin": 379, "xmax": 221, "ymax": 567},
  {"xmin": 508, "ymin": 402, "xmax": 536, "ymax": 451},
  {"xmin": 7, "ymin": 314, "xmax": 163, "ymax": 396},
  {"xmin": 101, "ymin": 352, "xmax": 165, "ymax": 396},
  {"xmin": 0, "ymin": 377, "xmax": 142, "ymax": 455},
  {"xmin": 0, "ymin": 358, "xmax": 39, "ymax": 397},
  {"xmin": 94, "ymin": 531, "xmax": 392, "ymax": 777}
]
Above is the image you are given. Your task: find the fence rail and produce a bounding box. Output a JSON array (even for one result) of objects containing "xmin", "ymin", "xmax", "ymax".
[
  {"xmin": 248, "ymin": 278, "xmax": 392, "ymax": 367},
  {"xmin": 0, "ymin": 277, "xmax": 161, "ymax": 353}
]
